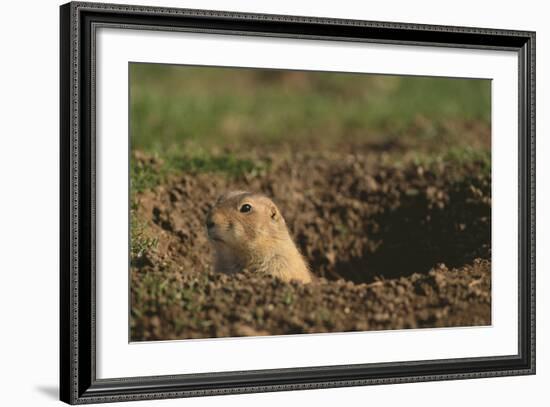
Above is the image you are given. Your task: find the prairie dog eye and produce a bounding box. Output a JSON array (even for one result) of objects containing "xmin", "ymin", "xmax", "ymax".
[{"xmin": 239, "ymin": 203, "xmax": 252, "ymax": 213}]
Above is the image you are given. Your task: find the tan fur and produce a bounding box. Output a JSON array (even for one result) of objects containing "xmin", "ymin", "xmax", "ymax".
[{"xmin": 206, "ymin": 191, "xmax": 312, "ymax": 284}]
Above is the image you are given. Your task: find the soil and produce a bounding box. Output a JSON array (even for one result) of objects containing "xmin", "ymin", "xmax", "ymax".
[{"xmin": 130, "ymin": 146, "xmax": 491, "ymax": 341}]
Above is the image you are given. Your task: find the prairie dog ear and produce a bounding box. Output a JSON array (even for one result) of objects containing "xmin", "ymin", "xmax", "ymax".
[
  {"xmin": 269, "ymin": 202, "xmax": 283, "ymax": 223},
  {"xmin": 216, "ymin": 190, "xmax": 249, "ymax": 204}
]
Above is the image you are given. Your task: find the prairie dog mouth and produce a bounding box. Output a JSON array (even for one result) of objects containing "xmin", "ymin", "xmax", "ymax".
[{"xmin": 207, "ymin": 229, "xmax": 225, "ymax": 243}]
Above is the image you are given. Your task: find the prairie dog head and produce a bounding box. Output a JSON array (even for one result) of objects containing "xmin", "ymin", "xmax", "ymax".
[
  {"xmin": 205, "ymin": 191, "xmax": 289, "ymax": 254},
  {"xmin": 206, "ymin": 190, "xmax": 312, "ymax": 283}
]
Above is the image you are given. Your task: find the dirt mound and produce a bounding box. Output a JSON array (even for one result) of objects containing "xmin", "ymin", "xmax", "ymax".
[
  {"xmin": 131, "ymin": 260, "xmax": 490, "ymax": 341},
  {"xmin": 130, "ymin": 148, "xmax": 491, "ymax": 340}
]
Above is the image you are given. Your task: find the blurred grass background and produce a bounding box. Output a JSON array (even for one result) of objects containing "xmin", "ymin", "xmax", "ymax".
[{"xmin": 130, "ymin": 63, "xmax": 491, "ymax": 155}]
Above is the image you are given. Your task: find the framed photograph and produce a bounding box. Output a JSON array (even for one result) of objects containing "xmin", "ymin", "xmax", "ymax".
[{"xmin": 60, "ymin": 1, "xmax": 536, "ymax": 404}]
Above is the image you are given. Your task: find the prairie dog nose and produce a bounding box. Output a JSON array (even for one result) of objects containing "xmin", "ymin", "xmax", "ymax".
[
  {"xmin": 205, "ymin": 213, "xmax": 215, "ymax": 229},
  {"xmin": 206, "ymin": 210, "xmax": 216, "ymax": 229}
]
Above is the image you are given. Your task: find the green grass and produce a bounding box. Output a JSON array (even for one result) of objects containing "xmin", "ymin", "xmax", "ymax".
[
  {"xmin": 170, "ymin": 153, "xmax": 269, "ymax": 178},
  {"xmin": 130, "ymin": 158, "xmax": 163, "ymax": 193},
  {"xmin": 130, "ymin": 63, "xmax": 491, "ymax": 154},
  {"xmin": 130, "ymin": 149, "xmax": 270, "ymax": 193},
  {"xmin": 130, "ymin": 210, "xmax": 158, "ymax": 262}
]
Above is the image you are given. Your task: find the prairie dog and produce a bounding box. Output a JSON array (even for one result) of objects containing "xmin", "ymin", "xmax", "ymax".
[{"xmin": 206, "ymin": 191, "xmax": 312, "ymax": 284}]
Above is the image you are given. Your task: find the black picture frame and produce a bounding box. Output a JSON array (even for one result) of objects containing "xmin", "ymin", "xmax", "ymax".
[{"xmin": 60, "ymin": 1, "xmax": 536, "ymax": 404}]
